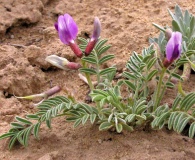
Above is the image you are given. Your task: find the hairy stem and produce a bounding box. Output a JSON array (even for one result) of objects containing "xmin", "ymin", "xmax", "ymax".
[
  {"xmin": 134, "ymin": 80, "xmax": 140, "ymax": 100},
  {"xmin": 94, "ymin": 50, "xmax": 101, "ymax": 83},
  {"xmin": 153, "ymin": 67, "xmax": 166, "ymax": 111},
  {"xmin": 178, "ymin": 81, "xmax": 186, "ymax": 97},
  {"xmin": 81, "ymin": 60, "xmax": 94, "ymax": 90},
  {"xmin": 144, "ymin": 70, "xmax": 148, "ymax": 97},
  {"xmin": 156, "ymin": 67, "xmax": 179, "ymax": 107}
]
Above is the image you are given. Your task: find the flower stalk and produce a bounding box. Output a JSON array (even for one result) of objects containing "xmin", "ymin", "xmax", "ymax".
[
  {"xmin": 81, "ymin": 60, "xmax": 94, "ymax": 90},
  {"xmin": 153, "ymin": 67, "xmax": 166, "ymax": 111}
]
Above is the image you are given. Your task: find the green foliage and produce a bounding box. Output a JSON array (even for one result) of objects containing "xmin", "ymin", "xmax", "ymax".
[
  {"xmin": 0, "ymin": 96, "xmax": 98, "ymax": 149},
  {"xmin": 1, "ymin": 5, "xmax": 195, "ymax": 150},
  {"xmin": 151, "ymin": 93, "xmax": 195, "ymax": 137},
  {"xmin": 122, "ymin": 45, "xmax": 158, "ymax": 99},
  {"xmin": 151, "ymin": 5, "xmax": 195, "ymax": 72},
  {"xmin": 79, "ymin": 38, "xmax": 116, "ymax": 85}
]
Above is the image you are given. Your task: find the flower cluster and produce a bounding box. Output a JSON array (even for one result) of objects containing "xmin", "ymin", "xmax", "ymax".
[{"xmin": 47, "ymin": 14, "xmax": 101, "ymax": 70}]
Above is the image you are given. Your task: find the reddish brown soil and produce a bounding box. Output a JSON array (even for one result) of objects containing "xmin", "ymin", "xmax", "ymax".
[{"xmin": 0, "ymin": 0, "xmax": 195, "ymax": 159}]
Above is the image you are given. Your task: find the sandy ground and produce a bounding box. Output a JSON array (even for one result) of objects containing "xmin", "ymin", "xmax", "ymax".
[{"xmin": 0, "ymin": 0, "xmax": 195, "ymax": 159}]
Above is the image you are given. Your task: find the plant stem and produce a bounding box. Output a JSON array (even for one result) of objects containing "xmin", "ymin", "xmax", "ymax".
[
  {"xmin": 153, "ymin": 67, "xmax": 166, "ymax": 111},
  {"xmin": 157, "ymin": 66, "xmax": 179, "ymax": 106},
  {"xmin": 94, "ymin": 50, "xmax": 101, "ymax": 84},
  {"xmin": 178, "ymin": 81, "xmax": 186, "ymax": 97},
  {"xmin": 81, "ymin": 60, "xmax": 94, "ymax": 90},
  {"xmin": 134, "ymin": 80, "xmax": 140, "ymax": 100},
  {"xmin": 144, "ymin": 70, "xmax": 148, "ymax": 97}
]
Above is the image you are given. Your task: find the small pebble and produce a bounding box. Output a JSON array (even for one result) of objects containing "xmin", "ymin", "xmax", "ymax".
[
  {"xmin": 98, "ymin": 139, "xmax": 103, "ymax": 144},
  {"xmin": 10, "ymin": 35, "xmax": 14, "ymax": 39}
]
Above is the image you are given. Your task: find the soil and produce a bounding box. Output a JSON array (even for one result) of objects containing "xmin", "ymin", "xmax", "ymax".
[{"xmin": 0, "ymin": 0, "xmax": 195, "ymax": 159}]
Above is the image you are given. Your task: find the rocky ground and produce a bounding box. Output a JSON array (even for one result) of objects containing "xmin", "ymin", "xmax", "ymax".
[{"xmin": 0, "ymin": 0, "xmax": 195, "ymax": 159}]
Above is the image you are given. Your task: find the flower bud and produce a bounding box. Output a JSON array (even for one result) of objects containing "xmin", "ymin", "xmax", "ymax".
[
  {"xmin": 85, "ymin": 17, "xmax": 101, "ymax": 56},
  {"xmin": 165, "ymin": 28, "xmax": 172, "ymax": 41},
  {"xmin": 163, "ymin": 31, "xmax": 182, "ymax": 68},
  {"xmin": 45, "ymin": 55, "xmax": 81, "ymax": 70},
  {"xmin": 44, "ymin": 86, "xmax": 61, "ymax": 98}
]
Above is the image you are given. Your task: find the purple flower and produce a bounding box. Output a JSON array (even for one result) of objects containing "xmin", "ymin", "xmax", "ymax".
[
  {"xmin": 166, "ymin": 32, "xmax": 182, "ymax": 61},
  {"xmin": 55, "ymin": 14, "xmax": 82, "ymax": 58},
  {"xmin": 164, "ymin": 32, "xmax": 182, "ymax": 67},
  {"xmin": 85, "ymin": 17, "xmax": 101, "ymax": 56},
  {"xmin": 55, "ymin": 14, "xmax": 78, "ymax": 45}
]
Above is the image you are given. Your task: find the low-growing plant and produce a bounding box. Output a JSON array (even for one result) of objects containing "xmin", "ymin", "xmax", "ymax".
[
  {"xmin": 1, "ymin": 5, "xmax": 195, "ymax": 150},
  {"xmin": 151, "ymin": 5, "xmax": 195, "ymax": 81}
]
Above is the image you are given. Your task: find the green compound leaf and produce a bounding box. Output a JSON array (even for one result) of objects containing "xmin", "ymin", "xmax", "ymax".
[
  {"xmin": 97, "ymin": 45, "xmax": 112, "ymax": 56},
  {"xmin": 156, "ymin": 112, "xmax": 170, "ymax": 127},
  {"xmin": 99, "ymin": 67, "xmax": 116, "ymax": 76},
  {"xmin": 23, "ymin": 126, "xmax": 33, "ymax": 147},
  {"xmin": 132, "ymin": 52, "xmax": 143, "ymax": 62},
  {"xmin": 82, "ymin": 56, "xmax": 97, "ymax": 64},
  {"xmin": 33, "ymin": 123, "xmax": 41, "ymax": 139},
  {"xmin": 0, "ymin": 132, "xmax": 16, "ymax": 140},
  {"xmin": 123, "ymin": 80, "xmax": 136, "ymax": 91},
  {"xmin": 171, "ymin": 73, "xmax": 183, "ymax": 81},
  {"xmin": 189, "ymin": 122, "xmax": 195, "ymax": 138},
  {"xmin": 17, "ymin": 130, "xmax": 25, "ymax": 145},
  {"xmin": 10, "ymin": 122, "xmax": 25, "ymax": 129},
  {"xmin": 125, "ymin": 114, "xmax": 136, "ymax": 123},
  {"xmin": 78, "ymin": 37, "xmax": 88, "ymax": 44},
  {"xmin": 147, "ymin": 70, "xmax": 158, "ymax": 81},
  {"xmin": 26, "ymin": 114, "xmax": 39, "ymax": 120},
  {"xmin": 116, "ymin": 123, "xmax": 123, "ymax": 133},
  {"xmin": 79, "ymin": 68, "xmax": 97, "ymax": 75},
  {"xmin": 99, "ymin": 122, "xmax": 113, "ymax": 131},
  {"xmin": 152, "ymin": 23, "xmax": 166, "ymax": 32},
  {"xmin": 177, "ymin": 117, "xmax": 191, "ymax": 133},
  {"xmin": 90, "ymin": 114, "xmax": 97, "ymax": 124},
  {"xmin": 80, "ymin": 103, "xmax": 94, "ymax": 114},
  {"xmin": 172, "ymin": 20, "xmax": 181, "ymax": 32},
  {"xmin": 99, "ymin": 54, "xmax": 115, "ymax": 64},
  {"xmin": 15, "ymin": 116, "xmax": 32, "ymax": 125},
  {"xmin": 91, "ymin": 94, "xmax": 106, "ymax": 101},
  {"xmin": 95, "ymin": 39, "xmax": 108, "ymax": 51},
  {"xmin": 147, "ymin": 57, "xmax": 157, "ymax": 70},
  {"xmin": 172, "ymin": 95, "xmax": 182, "ymax": 111},
  {"xmin": 122, "ymin": 124, "xmax": 134, "ymax": 132},
  {"xmin": 122, "ymin": 71, "xmax": 137, "ymax": 80},
  {"xmin": 8, "ymin": 135, "xmax": 18, "ymax": 150},
  {"xmin": 173, "ymin": 112, "xmax": 185, "ymax": 131},
  {"xmin": 180, "ymin": 92, "xmax": 195, "ymax": 111},
  {"xmin": 73, "ymin": 118, "xmax": 82, "ymax": 128},
  {"xmin": 126, "ymin": 63, "xmax": 140, "ymax": 76},
  {"xmin": 46, "ymin": 119, "xmax": 51, "ymax": 129},
  {"xmin": 166, "ymin": 82, "xmax": 175, "ymax": 88},
  {"xmin": 66, "ymin": 117, "xmax": 79, "ymax": 122},
  {"xmin": 82, "ymin": 114, "xmax": 89, "ymax": 125}
]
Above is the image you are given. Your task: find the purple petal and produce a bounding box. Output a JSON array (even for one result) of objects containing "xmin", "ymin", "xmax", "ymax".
[
  {"xmin": 166, "ymin": 32, "xmax": 182, "ymax": 61},
  {"xmin": 91, "ymin": 17, "xmax": 101, "ymax": 41},
  {"xmin": 57, "ymin": 14, "xmax": 78, "ymax": 45},
  {"xmin": 64, "ymin": 14, "xmax": 78, "ymax": 41}
]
